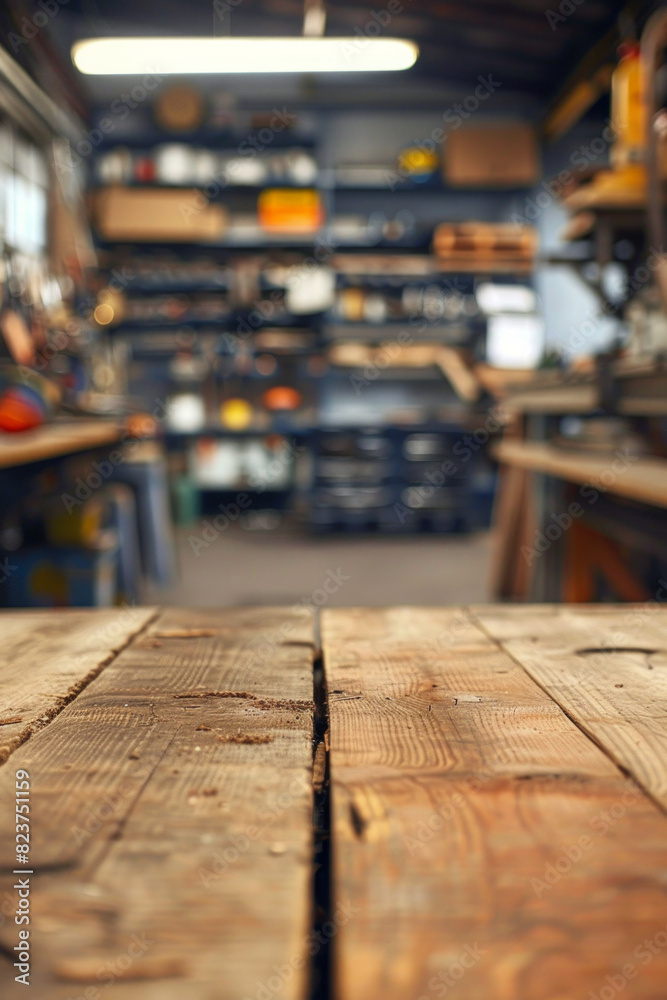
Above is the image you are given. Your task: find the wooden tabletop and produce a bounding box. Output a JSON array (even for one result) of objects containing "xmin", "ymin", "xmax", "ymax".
[
  {"xmin": 0, "ymin": 605, "xmax": 666, "ymax": 999},
  {"xmin": 0, "ymin": 420, "xmax": 124, "ymax": 469},
  {"xmin": 496, "ymin": 360, "xmax": 667, "ymax": 416},
  {"xmin": 495, "ymin": 439, "xmax": 667, "ymax": 509}
]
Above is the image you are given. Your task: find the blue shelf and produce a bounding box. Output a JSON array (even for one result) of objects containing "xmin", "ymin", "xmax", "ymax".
[
  {"xmin": 115, "ymin": 317, "xmax": 231, "ymax": 331},
  {"xmin": 333, "ymin": 179, "xmax": 529, "ymax": 195},
  {"xmin": 94, "ymin": 128, "xmax": 317, "ymax": 151},
  {"xmin": 114, "ymin": 312, "xmax": 323, "ymax": 334},
  {"xmin": 165, "ymin": 424, "xmax": 315, "ymax": 442},
  {"xmin": 96, "ymin": 235, "xmax": 324, "ymax": 251},
  {"xmin": 164, "ymin": 420, "xmax": 481, "ymax": 442},
  {"xmin": 110, "ymin": 279, "xmax": 231, "ymax": 293},
  {"xmin": 92, "ymin": 181, "xmax": 318, "ymax": 194}
]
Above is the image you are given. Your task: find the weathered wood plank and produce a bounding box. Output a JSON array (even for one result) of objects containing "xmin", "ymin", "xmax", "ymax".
[
  {"xmin": 0, "ymin": 608, "xmax": 157, "ymax": 764},
  {"xmin": 494, "ymin": 440, "xmax": 667, "ymax": 508},
  {"xmin": 0, "ymin": 607, "xmax": 315, "ymax": 1000},
  {"xmin": 322, "ymin": 606, "xmax": 667, "ymax": 1000},
  {"xmin": 0, "ymin": 420, "xmax": 123, "ymax": 469},
  {"xmin": 473, "ymin": 603, "xmax": 667, "ymax": 814}
]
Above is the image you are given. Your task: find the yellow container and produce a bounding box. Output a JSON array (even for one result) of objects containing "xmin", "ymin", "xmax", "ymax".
[
  {"xmin": 611, "ymin": 42, "xmax": 646, "ymax": 168},
  {"xmin": 220, "ymin": 397, "xmax": 254, "ymax": 430},
  {"xmin": 398, "ymin": 145, "xmax": 439, "ymax": 180}
]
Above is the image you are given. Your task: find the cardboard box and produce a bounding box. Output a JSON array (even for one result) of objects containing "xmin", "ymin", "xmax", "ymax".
[
  {"xmin": 443, "ymin": 123, "xmax": 540, "ymax": 188},
  {"xmin": 93, "ymin": 185, "xmax": 228, "ymax": 242},
  {"xmin": 433, "ymin": 221, "xmax": 538, "ymax": 261}
]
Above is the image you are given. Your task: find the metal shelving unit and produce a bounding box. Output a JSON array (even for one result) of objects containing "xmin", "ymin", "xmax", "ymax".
[{"xmin": 89, "ymin": 116, "xmax": 535, "ymax": 532}]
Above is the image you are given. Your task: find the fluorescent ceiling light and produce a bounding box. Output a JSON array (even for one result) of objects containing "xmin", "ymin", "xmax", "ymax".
[{"xmin": 71, "ymin": 37, "xmax": 419, "ymax": 75}]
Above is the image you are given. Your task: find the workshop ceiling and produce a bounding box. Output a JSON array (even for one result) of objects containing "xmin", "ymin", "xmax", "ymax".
[{"xmin": 2, "ymin": 0, "xmax": 658, "ymax": 112}]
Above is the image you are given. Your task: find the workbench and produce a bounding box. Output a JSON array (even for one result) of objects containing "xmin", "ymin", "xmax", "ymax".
[
  {"xmin": 1, "ymin": 606, "xmax": 666, "ymax": 998},
  {"xmin": 495, "ymin": 358, "xmax": 667, "ymax": 417},
  {"xmin": 494, "ymin": 440, "xmax": 667, "ymax": 510},
  {"xmin": 0, "ymin": 420, "xmax": 124, "ymax": 469},
  {"xmin": 489, "ymin": 359, "xmax": 667, "ymax": 602}
]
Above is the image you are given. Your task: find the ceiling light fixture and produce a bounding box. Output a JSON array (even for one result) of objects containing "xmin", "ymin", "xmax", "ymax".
[{"xmin": 71, "ymin": 37, "xmax": 419, "ymax": 75}]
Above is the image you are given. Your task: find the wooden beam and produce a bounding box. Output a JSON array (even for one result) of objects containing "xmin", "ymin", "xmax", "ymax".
[
  {"xmin": 543, "ymin": 64, "xmax": 615, "ymax": 142},
  {"xmin": 541, "ymin": 2, "xmax": 641, "ymax": 140},
  {"xmin": 494, "ymin": 440, "xmax": 667, "ymax": 509}
]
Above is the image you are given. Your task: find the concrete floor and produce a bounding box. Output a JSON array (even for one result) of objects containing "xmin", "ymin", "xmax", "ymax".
[{"xmin": 147, "ymin": 524, "xmax": 493, "ymax": 607}]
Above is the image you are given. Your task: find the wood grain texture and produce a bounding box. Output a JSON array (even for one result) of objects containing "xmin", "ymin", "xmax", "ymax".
[
  {"xmin": 0, "ymin": 421, "xmax": 123, "ymax": 469},
  {"xmin": 322, "ymin": 606, "xmax": 667, "ymax": 1000},
  {"xmin": 0, "ymin": 607, "xmax": 315, "ymax": 1000},
  {"xmin": 0, "ymin": 608, "xmax": 157, "ymax": 763},
  {"xmin": 473, "ymin": 603, "xmax": 667, "ymax": 814}
]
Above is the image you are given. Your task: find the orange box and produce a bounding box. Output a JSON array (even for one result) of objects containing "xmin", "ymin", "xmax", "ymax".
[{"xmin": 258, "ymin": 188, "xmax": 323, "ymax": 232}]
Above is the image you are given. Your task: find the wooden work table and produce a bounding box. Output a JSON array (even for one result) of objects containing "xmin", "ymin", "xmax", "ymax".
[
  {"xmin": 0, "ymin": 420, "xmax": 124, "ymax": 469},
  {"xmin": 1, "ymin": 605, "xmax": 666, "ymax": 999},
  {"xmin": 490, "ymin": 357, "xmax": 667, "ymax": 600},
  {"xmin": 496, "ymin": 358, "xmax": 667, "ymax": 416},
  {"xmin": 494, "ymin": 439, "xmax": 667, "ymax": 509}
]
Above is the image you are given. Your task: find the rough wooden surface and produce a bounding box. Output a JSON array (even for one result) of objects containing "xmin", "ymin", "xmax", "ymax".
[
  {"xmin": 474, "ymin": 603, "xmax": 667, "ymax": 813},
  {"xmin": 0, "ymin": 608, "xmax": 157, "ymax": 764},
  {"xmin": 0, "ymin": 607, "xmax": 315, "ymax": 1000},
  {"xmin": 3, "ymin": 604, "xmax": 667, "ymax": 1000},
  {"xmin": 322, "ymin": 606, "xmax": 667, "ymax": 1000},
  {"xmin": 0, "ymin": 421, "xmax": 123, "ymax": 469}
]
